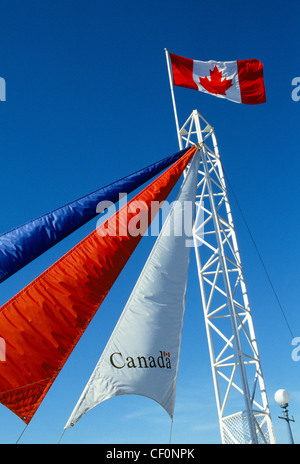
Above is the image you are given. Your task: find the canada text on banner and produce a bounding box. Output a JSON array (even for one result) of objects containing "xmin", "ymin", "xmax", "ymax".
[{"xmin": 169, "ymin": 52, "xmax": 266, "ymax": 105}]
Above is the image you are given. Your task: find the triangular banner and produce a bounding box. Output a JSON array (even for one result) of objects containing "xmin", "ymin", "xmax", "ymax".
[
  {"xmin": 65, "ymin": 149, "xmax": 200, "ymax": 429},
  {"xmin": 0, "ymin": 146, "xmax": 197, "ymax": 424},
  {"xmin": 0, "ymin": 148, "xmax": 189, "ymax": 283}
]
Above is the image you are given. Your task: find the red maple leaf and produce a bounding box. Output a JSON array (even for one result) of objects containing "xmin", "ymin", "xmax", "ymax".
[{"xmin": 199, "ymin": 66, "xmax": 233, "ymax": 95}]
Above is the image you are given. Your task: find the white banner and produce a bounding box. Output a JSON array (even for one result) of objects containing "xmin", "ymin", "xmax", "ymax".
[{"xmin": 65, "ymin": 150, "xmax": 200, "ymax": 429}]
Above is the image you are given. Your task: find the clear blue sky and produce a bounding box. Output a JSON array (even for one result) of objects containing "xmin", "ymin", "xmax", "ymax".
[{"xmin": 0, "ymin": 0, "xmax": 299, "ymax": 445}]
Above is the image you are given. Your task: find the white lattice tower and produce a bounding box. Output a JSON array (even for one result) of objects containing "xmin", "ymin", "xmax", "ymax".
[{"xmin": 179, "ymin": 110, "xmax": 275, "ymax": 444}]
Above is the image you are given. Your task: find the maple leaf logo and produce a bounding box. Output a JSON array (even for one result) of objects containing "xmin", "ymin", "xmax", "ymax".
[{"xmin": 199, "ymin": 66, "xmax": 233, "ymax": 95}]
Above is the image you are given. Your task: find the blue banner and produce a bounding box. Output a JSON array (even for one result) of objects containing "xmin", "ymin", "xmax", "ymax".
[{"xmin": 0, "ymin": 148, "xmax": 188, "ymax": 283}]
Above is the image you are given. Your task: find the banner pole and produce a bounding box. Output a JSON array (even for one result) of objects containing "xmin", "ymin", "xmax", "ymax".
[{"xmin": 164, "ymin": 49, "xmax": 183, "ymax": 150}]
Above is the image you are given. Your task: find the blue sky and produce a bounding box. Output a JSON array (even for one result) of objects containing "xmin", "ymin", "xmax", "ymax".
[{"xmin": 0, "ymin": 0, "xmax": 299, "ymax": 445}]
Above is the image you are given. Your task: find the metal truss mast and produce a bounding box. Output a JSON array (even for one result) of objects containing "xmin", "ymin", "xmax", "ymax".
[{"xmin": 178, "ymin": 110, "xmax": 275, "ymax": 444}]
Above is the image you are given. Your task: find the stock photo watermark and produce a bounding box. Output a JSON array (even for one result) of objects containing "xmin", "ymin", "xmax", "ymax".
[
  {"xmin": 95, "ymin": 193, "xmax": 204, "ymax": 248},
  {"xmin": 0, "ymin": 78, "xmax": 5, "ymax": 101},
  {"xmin": 291, "ymin": 77, "xmax": 300, "ymax": 101},
  {"xmin": 291, "ymin": 337, "xmax": 300, "ymax": 361},
  {"xmin": 0, "ymin": 338, "xmax": 6, "ymax": 362}
]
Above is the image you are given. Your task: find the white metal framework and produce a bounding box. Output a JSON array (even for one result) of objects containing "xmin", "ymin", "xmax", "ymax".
[{"xmin": 179, "ymin": 110, "xmax": 275, "ymax": 444}]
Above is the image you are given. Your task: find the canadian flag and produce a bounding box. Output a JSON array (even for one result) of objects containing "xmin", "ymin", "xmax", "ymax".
[{"xmin": 170, "ymin": 53, "xmax": 266, "ymax": 105}]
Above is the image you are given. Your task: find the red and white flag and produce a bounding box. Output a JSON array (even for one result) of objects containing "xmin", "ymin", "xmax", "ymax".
[{"xmin": 169, "ymin": 53, "xmax": 266, "ymax": 105}]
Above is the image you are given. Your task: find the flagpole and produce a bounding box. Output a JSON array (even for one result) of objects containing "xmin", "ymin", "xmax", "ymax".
[{"xmin": 164, "ymin": 49, "xmax": 183, "ymax": 150}]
